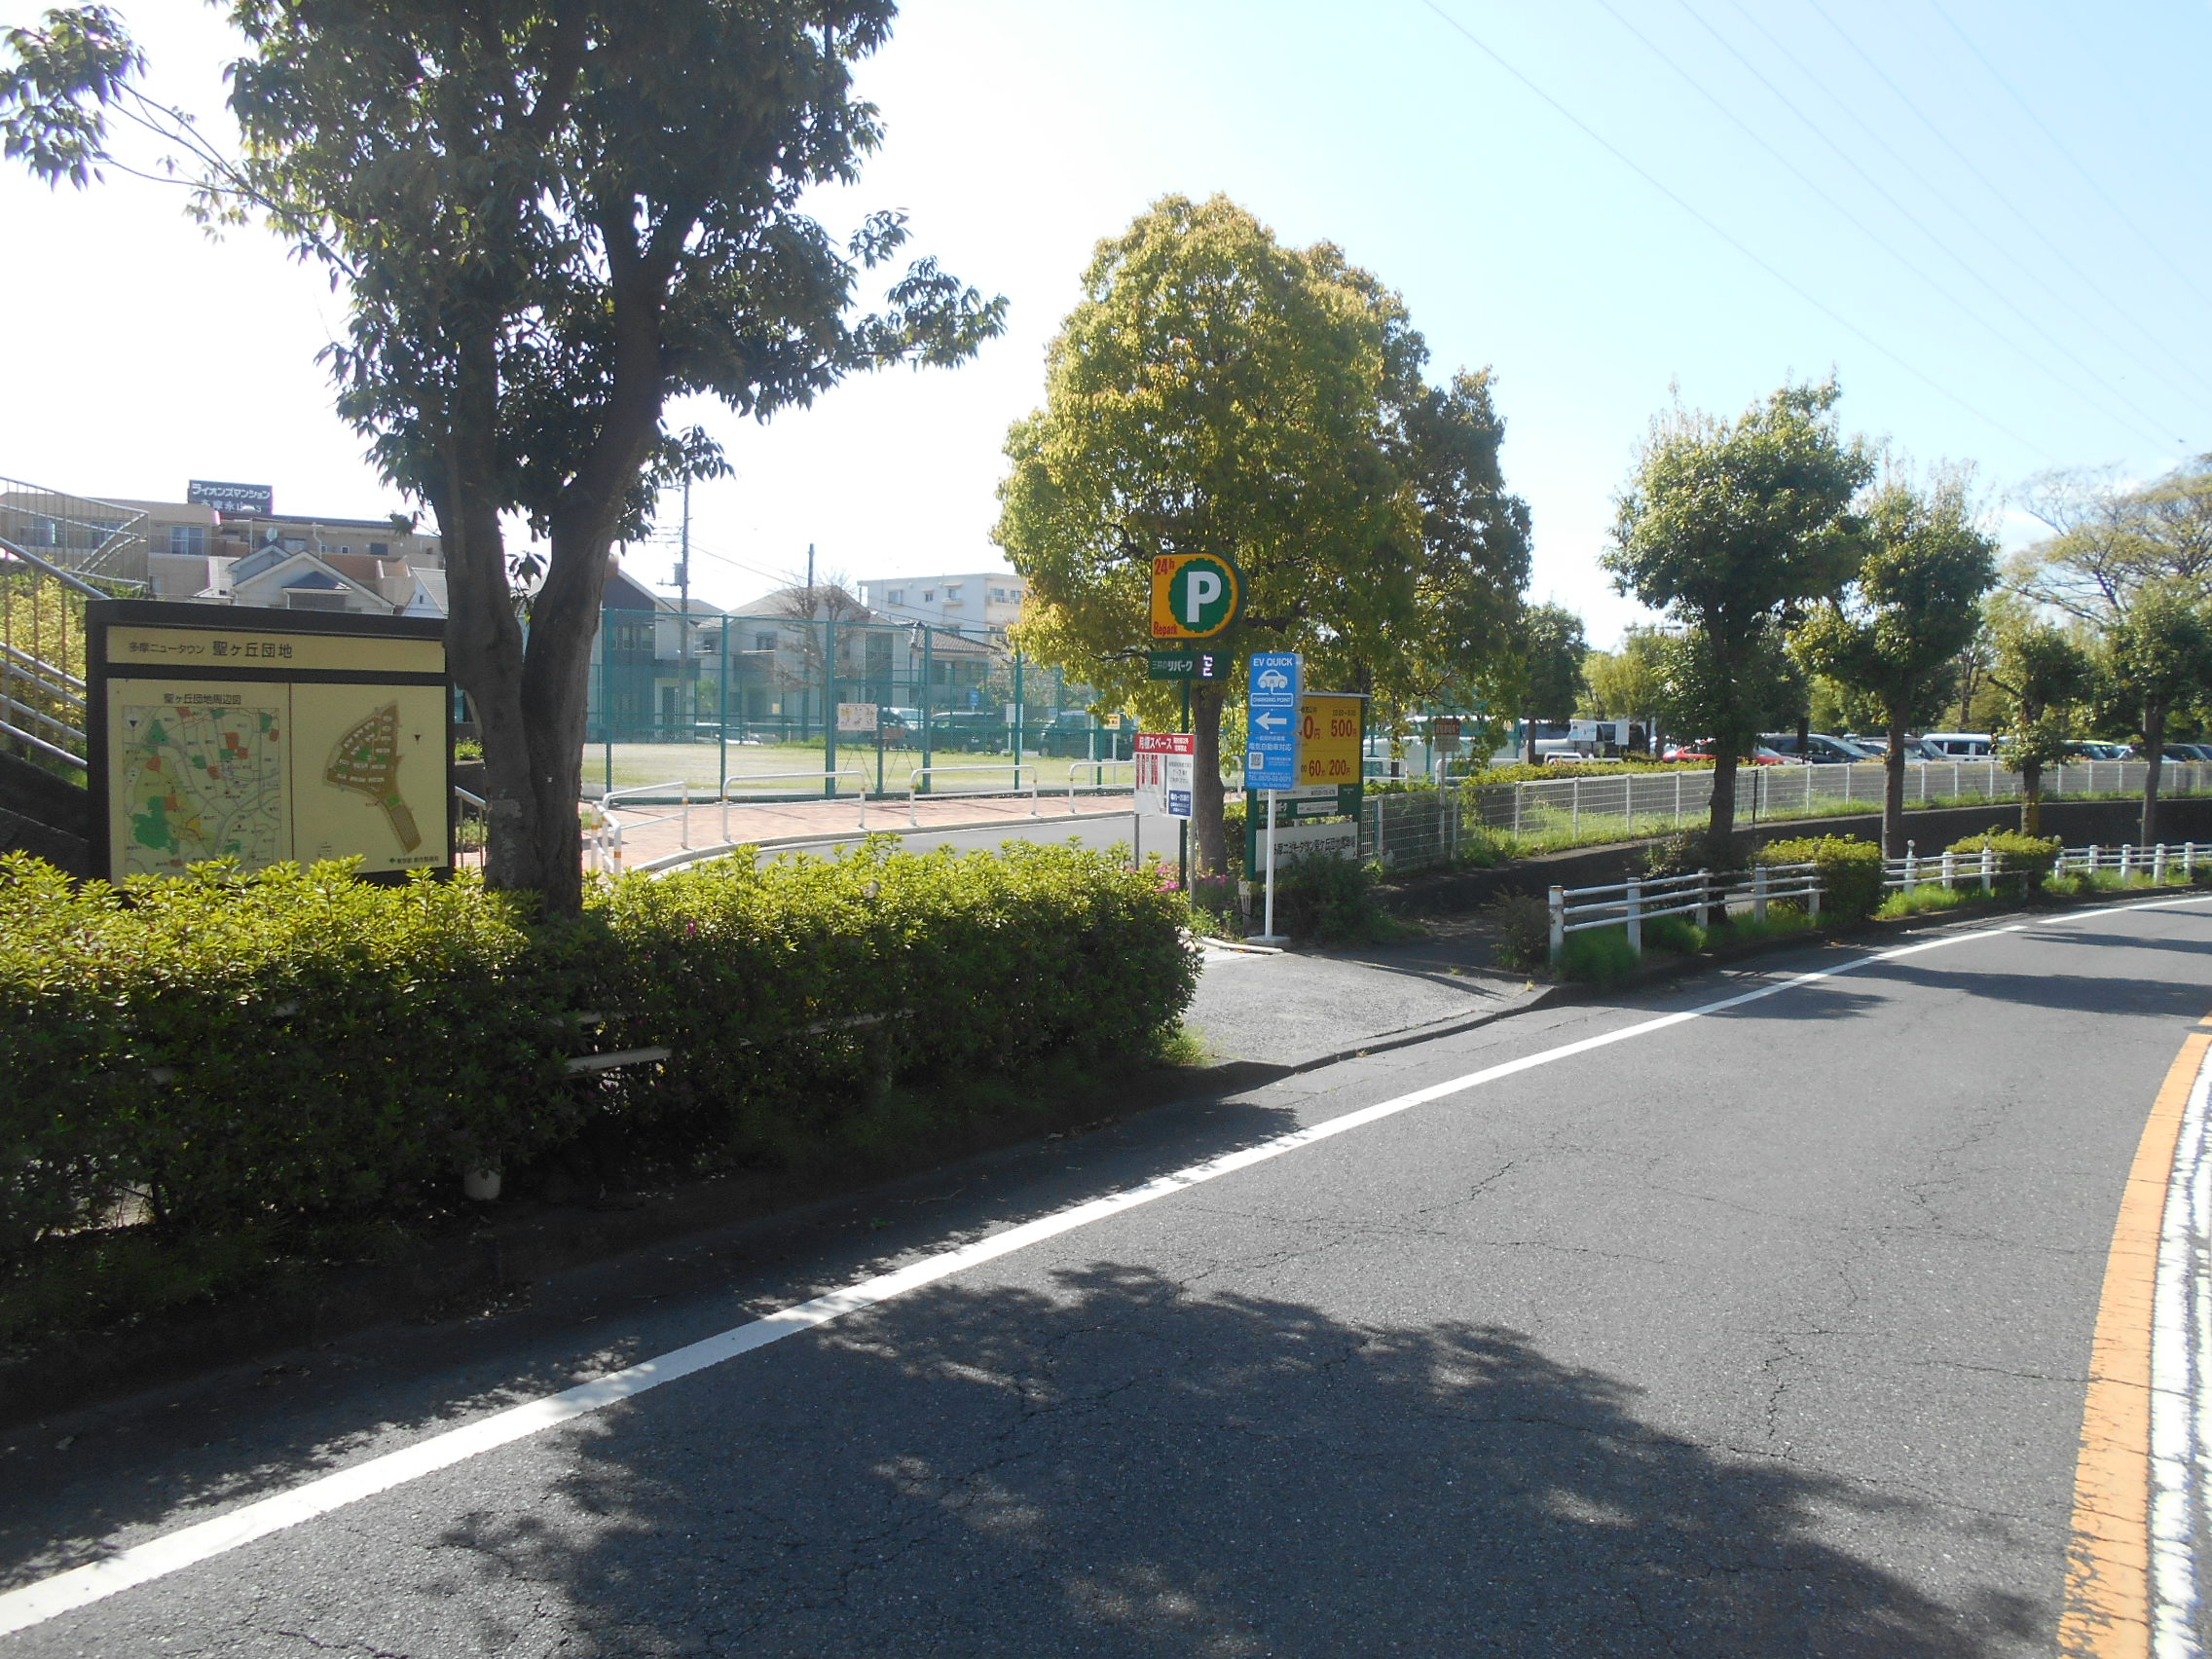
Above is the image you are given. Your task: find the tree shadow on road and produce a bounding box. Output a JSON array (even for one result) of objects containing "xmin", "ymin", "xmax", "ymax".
[{"xmin": 404, "ymin": 1264, "xmax": 2046, "ymax": 1658}]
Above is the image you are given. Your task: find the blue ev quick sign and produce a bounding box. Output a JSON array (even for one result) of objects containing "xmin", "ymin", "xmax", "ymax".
[{"xmin": 1244, "ymin": 651, "xmax": 1302, "ymax": 791}]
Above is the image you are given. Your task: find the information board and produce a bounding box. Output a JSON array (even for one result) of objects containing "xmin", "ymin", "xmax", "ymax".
[
  {"xmin": 89, "ymin": 600, "xmax": 451, "ymax": 882},
  {"xmin": 1133, "ymin": 732, "xmax": 1195, "ymax": 819},
  {"xmin": 836, "ymin": 702, "xmax": 879, "ymax": 733}
]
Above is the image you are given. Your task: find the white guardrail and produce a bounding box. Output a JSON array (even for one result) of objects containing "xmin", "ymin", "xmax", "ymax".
[
  {"xmin": 903, "ymin": 763, "xmax": 1046, "ymax": 825},
  {"xmin": 1548, "ymin": 863, "xmax": 1821, "ymax": 960},
  {"xmin": 1550, "ymin": 839, "xmax": 2212, "ymax": 964},
  {"xmin": 713, "ymin": 766, "xmax": 871, "ymax": 842}
]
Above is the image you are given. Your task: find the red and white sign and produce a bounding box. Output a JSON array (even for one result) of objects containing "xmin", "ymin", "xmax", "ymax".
[{"xmin": 1134, "ymin": 731, "xmax": 1196, "ymax": 820}]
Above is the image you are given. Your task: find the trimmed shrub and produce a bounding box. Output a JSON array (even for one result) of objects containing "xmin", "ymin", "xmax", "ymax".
[
  {"xmin": 1754, "ymin": 834, "xmax": 1885, "ymax": 923},
  {"xmin": 1946, "ymin": 828, "xmax": 2061, "ymax": 891},
  {"xmin": 0, "ymin": 837, "xmax": 1197, "ymax": 1263}
]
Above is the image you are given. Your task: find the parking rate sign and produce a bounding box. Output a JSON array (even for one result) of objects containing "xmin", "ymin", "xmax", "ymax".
[{"xmin": 1245, "ymin": 651, "xmax": 1301, "ymax": 791}]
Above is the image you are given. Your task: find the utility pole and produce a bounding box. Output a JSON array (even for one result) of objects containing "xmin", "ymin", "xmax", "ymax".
[{"xmin": 678, "ymin": 476, "xmax": 692, "ymax": 729}]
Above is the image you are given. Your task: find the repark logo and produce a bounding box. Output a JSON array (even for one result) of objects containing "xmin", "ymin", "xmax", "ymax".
[{"xmin": 1149, "ymin": 553, "xmax": 1240, "ymax": 640}]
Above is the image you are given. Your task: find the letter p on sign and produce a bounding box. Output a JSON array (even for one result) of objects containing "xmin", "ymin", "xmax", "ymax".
[{"xmin": 1150, "ymin": 553, "xmax": 1239, "ymax": 640}]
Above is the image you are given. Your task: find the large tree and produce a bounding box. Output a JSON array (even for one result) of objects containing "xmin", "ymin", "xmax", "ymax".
[
  {"xmin": 5, "ymin": 2, "xmax": 1003, "ymax": 911},
  {"xmin": 1513, "ymin": 603, "xmax": 1585, "ymax": 761},
  {"xmin": 2015, "ymin": 458, "xmax": 2212, "ymax": 620},
  {"xmin": 996, "ymin": 195, "xmax": 1530, "ymax": 874},
  {"xmin": 1789, "ymin": 475, "xmax": 1998, "ymax": 855},
  {"xmin": 1988, "ymin": 605, "xmax": 2090, "ymax": 836},
  {"xmin": 1604, "ymin": 381, "xmax": 1873, "ymax": 843},
  {"xmin": 2099, "ymin": 586, "xmax": 2212, "ymax": 844}
]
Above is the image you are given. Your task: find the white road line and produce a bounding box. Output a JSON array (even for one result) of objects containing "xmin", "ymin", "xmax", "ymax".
[
  {"xmin": 2153, "ymin": 1019, "xmax": 2212, "ymax": 1657},
  {"xmin": 2, "ymin": 895, "xmax": 2204, "ymax": 1640}
]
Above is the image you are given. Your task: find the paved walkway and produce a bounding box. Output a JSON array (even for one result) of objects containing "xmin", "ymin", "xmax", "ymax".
[
  {"xmin": 597, "ymin": 791, "xmax": 1141, "ymax": 870},
  {"xmin": 1189, "ymin": 914, "xmax": 1536, "ymax": 1068}
]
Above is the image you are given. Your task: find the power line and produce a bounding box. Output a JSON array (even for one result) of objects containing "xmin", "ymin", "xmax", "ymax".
[
  {"xmin": 1673, "ymin": 0, "xmax": 2210, "ymax": 422},
  {"xmin": 1924, "ymin": 0, "xmax": 2212, "ymax": 313},
  {"xmin": 1798, "ymin": 0, "xmax": 2212, "ymax": 411},
  {"xmin": 1412, "ymin": 0, "xmax": 2053, "ymax": 461},
  {"xmin": 1587, "ymin": 0, "xmax": 2183, "ymax": 451},
  {"xmin": 1709, "ymin": 0, "xmax": 2212, "ymax": 410}
]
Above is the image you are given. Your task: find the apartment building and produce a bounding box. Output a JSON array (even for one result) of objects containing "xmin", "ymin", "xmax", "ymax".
[{"xmin": 858, "ymin": 571, "xmax": 1027, "ymax": 633}]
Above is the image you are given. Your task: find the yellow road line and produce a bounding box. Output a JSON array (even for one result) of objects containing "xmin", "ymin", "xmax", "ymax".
[{"xmin": 2061, "ymin": 1025, "xmax": 2211, "ymax": 1657}]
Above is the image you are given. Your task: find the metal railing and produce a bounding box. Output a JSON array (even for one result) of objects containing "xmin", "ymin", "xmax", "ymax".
[
  {"xmin": 589, "ymin": 780, "xmax": 689, "ymax": 871},
  {"xmin": 1548, "ymin": 862, "xmax": 1821, "ymax": 961},
  {"xmin": 714, "ymin": 765, "xmax": 871, "ymax": 841},
  {"xmin": 904, "ymin": 763, "xmax": 1045, "ymax": 825},
  {"xmin": 1067, "ymin": 757, "xmax": 1135, "ymax": 801}
]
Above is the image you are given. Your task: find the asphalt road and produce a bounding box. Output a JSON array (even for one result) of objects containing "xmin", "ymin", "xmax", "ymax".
[{"xmin": 6, "ymin": 895, "xmax": 2212, "ymax": 1656}]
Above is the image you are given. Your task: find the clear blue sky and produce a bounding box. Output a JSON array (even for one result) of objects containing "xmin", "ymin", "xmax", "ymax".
[{"xmin": 3, "ymin": 0, "xmax": 2205, "ymax": 645}]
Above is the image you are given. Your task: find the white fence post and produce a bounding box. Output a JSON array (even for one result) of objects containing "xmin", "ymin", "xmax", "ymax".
[
  {"xmin": 2188, "ymin": 842, "xmax": 2197, "ymax": 881},
  {"xmin": 1940, "ymin": 847, "xmax": 1956, "ymax": 890},
  {"xmin": 1905, "ymin": 840, "xmax": 1918, "ymax": 891},
  {"xmin": 1808, "ymin": 868, "xmax": 1822, "ymax": 921},
  {"xmin": 1751, "ymin": 863, "xmax": 1769, "ymax": 924},
  {"xmin": 1626, "ymin": 876, "xmax": 1642, "ymax": 954},
  {"xmin": 1514, "ymin": 782, "xmax": 1524, "ymax": 838},
  {"xmin": 2121, "ymin": 844, "xmax": 2134, "ymax": 881},
  {"xmin": 1548, "ymin": 886, "xmax": 1565, "ymax": 963},
  {"xmin": 1696, "ymin": 866, "xmax": 1713, "ymax": 928},
  {"xmin": 1980, "ymin": 844, "xmax": 1993, "ymax": 894},
  {"xmin": 1571, "ymin": 777, "xmax": 1581, "ymax": 838},
  {"xmin": 2155, "ymin": 842, "xmax": 2168, "ymax": 884},
  {"xmin": 1674, "ymin": 771, "xmax": 1683, "ymax": 827}
]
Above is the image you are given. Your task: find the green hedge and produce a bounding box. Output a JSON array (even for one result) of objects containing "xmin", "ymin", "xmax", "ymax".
[
  {"xmin": 0, "ymin": 837, "xmax": 1197, "ymax": 1260},
  {"xmin": 1753, "ymin": 834, "xmax": 1885, "ymax": 922},
  {"xmin": 1946, "ymin": 828, "xmax": 2061, "ymax": 888}
]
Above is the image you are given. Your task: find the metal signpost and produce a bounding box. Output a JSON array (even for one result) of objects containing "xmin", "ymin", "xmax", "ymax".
[{"xmin": 1245, "ymin": 651, "xmax": 1301, "ymax": 942}]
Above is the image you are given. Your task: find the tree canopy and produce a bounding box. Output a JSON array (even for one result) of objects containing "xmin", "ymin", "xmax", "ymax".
[
  {"xmin": 4, "ymin": 1, "xmax": 1005, "ymax": 910},
  {"xmin": 1605, "ymin": 380, "xmax": 1873, "ymax": 841},
  {"xmin": 997, "ymin": 194, "xmax": 1530, "ymax": 871},
  {"xmin": 1789, "ymin": 472, "xmax": 1997, "ymax": 853}
]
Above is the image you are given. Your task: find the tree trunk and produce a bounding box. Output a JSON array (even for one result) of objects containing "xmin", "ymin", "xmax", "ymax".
[
  {"xmin": 1708, "ymin": 749, "xmax": 1739, "ymax": 847},
  {"xmin": 1521, "ymin": 705, "xmax": 1535, "ymax": 765},
  {"xmin": 1191, "ymin": 680, "xmax": 1228, "ymax": 875},
  {"xmin": 2020, "ymin": 759, "xmax": 2042, "ymax": 837},
  {"xmin": 2143, "ymin": 699, "xmax": 2167, "ymax": 846},
  {"xmin": 434, "ymin": 336, "xmax": 552, "ymax": 897},
  {"xmin": 1880, "ymin": 711, "xmax": 1907, "ymax": 857}
]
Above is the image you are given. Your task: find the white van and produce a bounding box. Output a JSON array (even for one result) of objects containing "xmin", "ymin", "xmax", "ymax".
[{"xmin": 1920, "ymin": 731, "xmax": 1996, "ymax": 760}]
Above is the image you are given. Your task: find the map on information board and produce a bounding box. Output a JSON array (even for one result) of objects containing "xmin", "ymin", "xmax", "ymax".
[
  {"xmin": 117, "ymin": 692, "xmax": 288, "ymax": 875},
  {"xmin": 324, "ymin": 702, "xmax": 424, "ymax": 852}
]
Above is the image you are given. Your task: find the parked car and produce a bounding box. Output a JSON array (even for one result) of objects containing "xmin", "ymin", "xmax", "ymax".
[
  {"xmin": 1662, "ymin": 741, "xmax": 1794, "ymax": 765},
  {"xmin": 1920, "ymin": 730, "xmax": 1996, "ymax": 760},
  {"xmin": 1760, "ymin": 731, "xmax": 1880, "ymax": 764},
  {"xmin": 2159, "ymin": 742, "xmax": 2212, "ymax": 762},
  {"xmin": 2065, "ymin": 740, "xmax": 2136, "ymax": 761}
]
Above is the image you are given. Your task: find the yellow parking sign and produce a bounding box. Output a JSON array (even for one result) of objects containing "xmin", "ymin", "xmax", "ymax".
[
  {"xmin": 1297, "ymin": 693, "xmax": 1363, "ymax": 788},
  {"xmin": 1150, "ymin": 553, "xmax": 1239, "ymax": 639}
]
